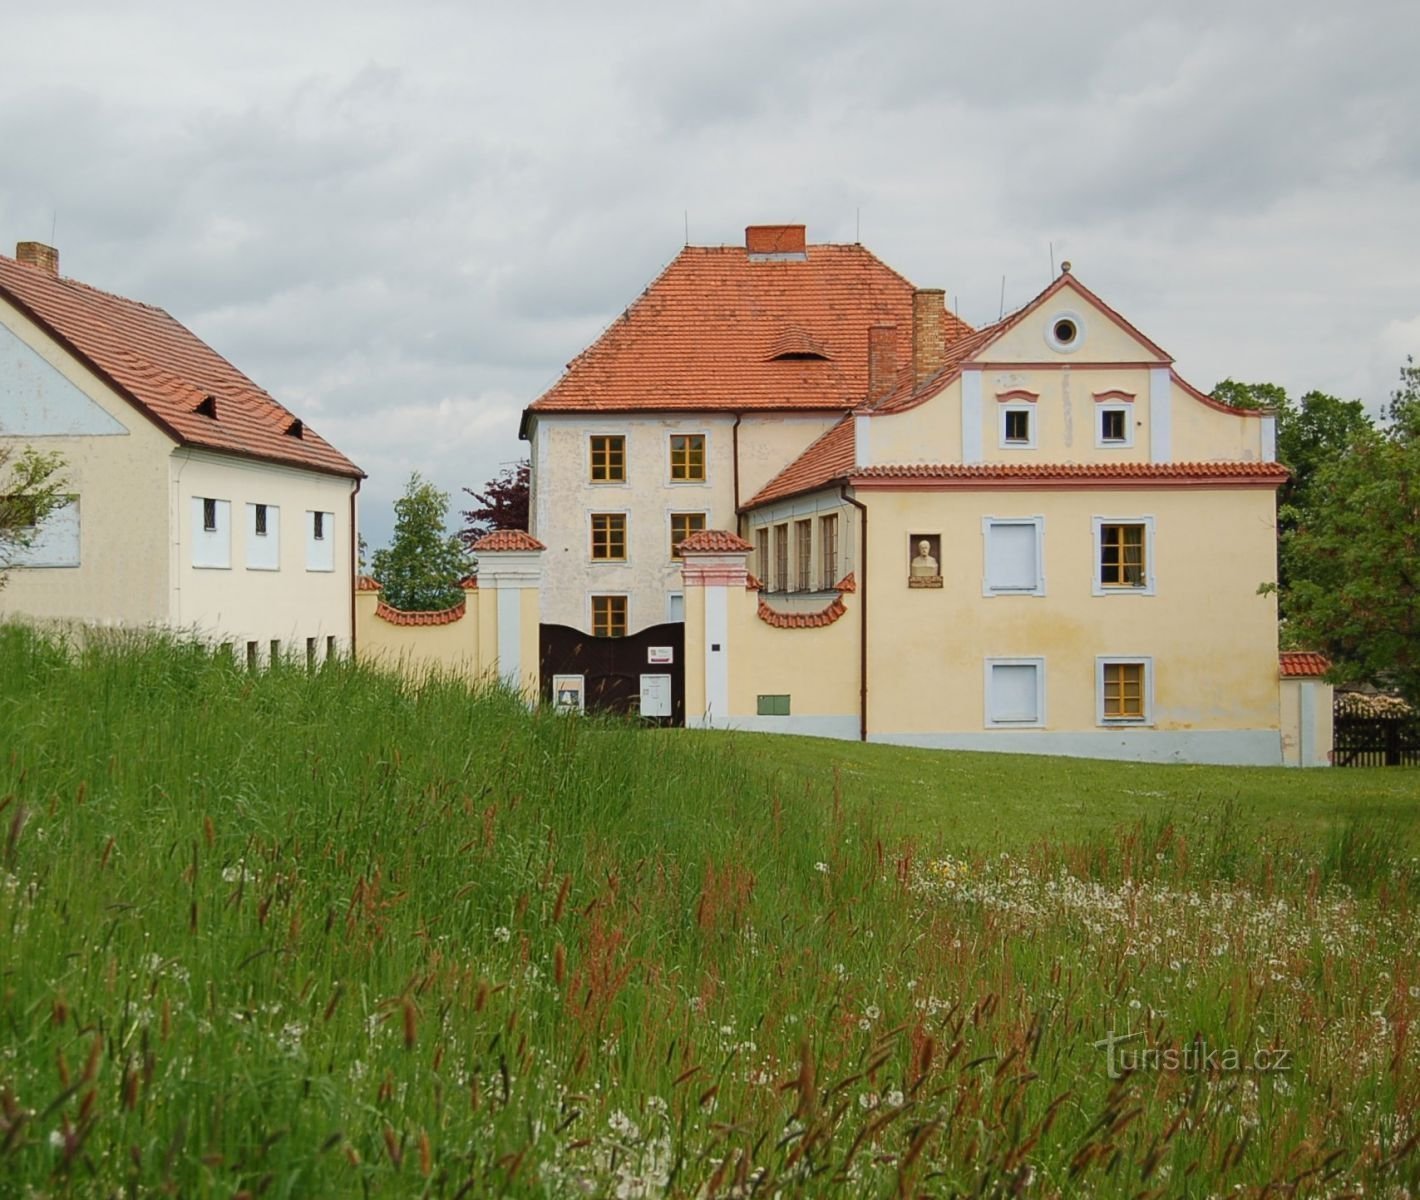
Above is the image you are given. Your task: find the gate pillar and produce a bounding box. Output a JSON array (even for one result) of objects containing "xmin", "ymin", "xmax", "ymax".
[
  {"xmin": 679, "ymin": 531, "xmax": 753, "ymax": 729},
  {"xmin": 470, "ymin": 531, "xmax": 545, "ymax": 700}
]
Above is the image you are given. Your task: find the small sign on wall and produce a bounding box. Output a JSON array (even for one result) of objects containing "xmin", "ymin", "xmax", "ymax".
[
  {"xmin": 552, "ymin": 674, "xmax": 585, "ymax": 713},
  {"xmin": 648, "ymin": 646, "xmax": 674, "ymax": 664},
  {"xmin": 639, "ymin": 674, "xmax": 673, "ymax": 718}
]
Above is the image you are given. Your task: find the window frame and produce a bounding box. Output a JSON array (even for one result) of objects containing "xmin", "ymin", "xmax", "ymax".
[
  {"xmin": 668, "ymin": 510, "xmax": 707, "ymax": 560},
  {"xmin": 193, "ymin": 496, "xmax": 232, "ymax": 570},
  {"xmin": 794, "ymin": 518, "xmax": 813, "ymax": 592},
  {"xmin": 999, "ymin": 404, "xmax": 1037, "ymax": 450},
  {"xmin": 590, "ymin": 594, "xmax": 628, "ymax": 638},
  {"xmin": 983, "ymin": 657, "xmax": 1046, "ymax": 728},
  {"xmin": 589, "ymin": 512, "xmax": 628, "ymax": 562},
  {"xmin": 1092, "ymin": 516, "xmax": 1155, "ymax": 596},
  {"xmin": 819, "ymin": 513, "xmax": 839, "ymax": 590},
  {"xmin": 668, "ymin": 433, "xmax": 708, "ymax": 484},
  {"xmin": 773, "ymin": 522, "xmax": 789, "ymax": 593},
  {"xmin": 1096, "ymin": 656, "xmax": 1153, "ymax": 726},
  {"xmin": 589, "ymin": 434, "xmax": 627, "ymax": 483},
  {"xmin": 245, "ymin": 502, "xmax": 280, "ymax": 572},
  {"xmin": 981, "ymin": 516, "xmax": 1046, "ymax": 597},
  {"xmin": 1096, "ymin": 404, "xmax": 1134, "ymax": 448},
  {"xmin": 756, "ymin": 527, "xmax": 770, "ymax": 584}
]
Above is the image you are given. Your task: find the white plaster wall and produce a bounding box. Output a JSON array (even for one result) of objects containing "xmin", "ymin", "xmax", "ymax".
[
  {"xmin": 170, "ymin": 449, "xmax": 356, "ymax": 655},
  {"xmin": 0, "ymin": 296, "xmax": 173, "ymax": 626}
]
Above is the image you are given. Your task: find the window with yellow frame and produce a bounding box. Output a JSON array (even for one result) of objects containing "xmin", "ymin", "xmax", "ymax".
[
  {"xmin": 589, "ymin": 435, "xmax": 625, "ymax": 482},
  {"xmin": 591, "ymin": 595, "xmax": 627, "ymax": 637},
  {"xmin": 1100, "ymin": 660, "xmax": 1149, "ymax": 722},
  {"xmin": 669, "ymin": 512, "xmax": 706, "ymax": 558},
  {"xmin": 669, "ymin": 434, "xmax": 706, "ymax": 481},
  {"xmin": 1099, "ymin": 522, "xmax": 1146, "ymax": 588},
  {"xmin": 590, "ymin": 513, "xmax": 626, "ymax": 560}
]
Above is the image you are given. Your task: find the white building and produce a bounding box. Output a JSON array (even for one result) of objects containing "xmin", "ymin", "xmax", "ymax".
[
  {"xmin": 0, "ymin": 241, "xmax": 364, "ymax": 664},
  {"xmin": 520, "ymin": 223, "xmax": 971, "ymax": 635}
]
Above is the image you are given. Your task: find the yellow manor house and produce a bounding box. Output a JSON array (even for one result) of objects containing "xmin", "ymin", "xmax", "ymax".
[{"xmin": 524, "ymin": 224, "xmax": 1330, "ymax": 766}]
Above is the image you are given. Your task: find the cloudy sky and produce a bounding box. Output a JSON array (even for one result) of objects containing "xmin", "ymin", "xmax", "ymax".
[{"xmin": 3, "ymin": 0, "xmax": 1417, "ymax": 548}]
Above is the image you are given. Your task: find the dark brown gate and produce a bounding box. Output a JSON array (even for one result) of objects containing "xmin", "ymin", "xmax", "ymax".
[
  {"xmin": 539, "ymin": 622, "xmax": 685, "ymax": 726},
  {"xmin": 1333, "ymin": 695, "xmax": 1420, "ymax": 766}
]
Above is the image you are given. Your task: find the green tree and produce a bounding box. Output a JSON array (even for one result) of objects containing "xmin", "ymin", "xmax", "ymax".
[
  {"xmin": 1213, "ymin": 379, "xmax": 1374, "ymax": 593},
  {"xmin": 369, "ymin": 473, "xmax": 473, "ymax": 612},
  {"xmin": 1280, "ymin": 365, "xmax": 1420, "ymax": 703},
  {"xmin": 0, "ymin": 446, "xmax": 68, "ymax": 587}
]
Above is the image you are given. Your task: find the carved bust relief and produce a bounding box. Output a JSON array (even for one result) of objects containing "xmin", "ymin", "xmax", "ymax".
[{"xmin": 908, "ymin": 534, "xmax": 943, "ymax": 588}]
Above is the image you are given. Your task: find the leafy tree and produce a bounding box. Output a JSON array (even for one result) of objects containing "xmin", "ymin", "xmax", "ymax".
[
  {"xmin": 1384, "ymin": 354, "xmax": 1420, "ymax": 438},
  {"xmin": 461, "ymin": 460, "xmax": 530, "ymax": 544},
  {"xmin": 1281, "ymin": 423, "xmax": 1420, "ymax": 703},
  {"xmin": 1213, "ymin": 379, "xmax": 1374, "ymax": 593},
  {"xmin": 0, "ymin": 446, "xmax": 68, "ymax": 587},
  {"xmin": 370, "ymin": 473, "xmax": 473, "ymax": 612}
]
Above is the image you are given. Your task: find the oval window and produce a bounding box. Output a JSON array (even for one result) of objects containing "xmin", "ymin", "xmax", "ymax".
[{"xmin": 1044, "ymin": 310, "xmax": 1085, "ymax": 353}]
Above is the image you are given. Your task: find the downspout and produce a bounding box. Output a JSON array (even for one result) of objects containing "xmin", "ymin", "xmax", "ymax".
[
  {"xmin": 841, "ymin": 485, "xmax": 869, "ymax": 742},
  {"xmin": 731, "ymin": 413, "xmax": 744, "ymax": 538},
  {"xmin": 349, "ymin": 476, "xmax": 362, "ymax": 660}
]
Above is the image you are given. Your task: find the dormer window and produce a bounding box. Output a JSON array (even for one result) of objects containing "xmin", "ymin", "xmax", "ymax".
[
  {"xmin": 765, "ymin": 328, "xmax": 831, "ymax": 362},
  {"xmin": 285, "ymin": 419, "xmax": 303, "ymax": 439},
  {"xmin": 195, "ymin": 395, "xmax": 217, "ymax": 418}
]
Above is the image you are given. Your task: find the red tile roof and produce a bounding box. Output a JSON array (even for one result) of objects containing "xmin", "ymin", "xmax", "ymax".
[
  {"xmin": 746, "ymin": 416, "xmax": 857, "ymax": 506},
  {"xmin": 356, "ymin": 574, "xmax": 382, "ymax": 592},
  {"xmin": 524, "ymin": 243, "xmax": 972, "ymax": 419},
  {"xmin": 747, "ymin": 434, "xmax": 1288, "ymax": 508},
  {"xmin": 757, "ymin": 595, "xmax": 848, "ymax": 629},
  {"xmin": 470, "ymin": 530, "xmax": 546, "ymax": 551},
  {"xmin": 850, "ymin": 461, "xmax": 1289, "ymax": 486},
  {"xmin": 1280, "ymin": 651, "xmax": 1330, "ymax": 678},
  {"xmin": 375, "ymin": 600, "xmax": 467, "ymax": 626},
  {"xmin": 0, "ymin": 250, "xmax": 362, "ymax": 478},
  {"xmin": 678, "ymin": 529, "xmax": 754, "ymax": 553}
]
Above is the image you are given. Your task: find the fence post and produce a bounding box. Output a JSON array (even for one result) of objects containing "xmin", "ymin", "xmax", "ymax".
[{"xmin": 679, "ymin": 531, "xmax": 753, "ymax": 729}]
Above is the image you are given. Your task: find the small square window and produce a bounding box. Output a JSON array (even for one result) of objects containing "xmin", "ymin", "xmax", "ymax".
[
  {"xmin": 202, "ymin": 497, "xmax": 218, "ymax": 532},
  {"xmin": 1004, "ymin": 410, "xmax": 1030, "ymax": 443},
  {"xmin": 669, "ymin": 434, "xmax": 706, "ymax": 481},
  {"xmin": 756, "ymin": 694, "xmax": 791, "ymax": 716},
  {"xmin": 590, "ymin": 435, "xmax": 626, "ymax": 482},
  {"xmin": 670, "ymin": 512, "xmax": 706, "ymax": 558},
  {"xmin": 1098, "ymin": 658, "xmax": 1152, "ymax": 724},
  {"xmin": 591, "ymin": 513, "xmax": 627, "ymax": 560},
  {"xmin": 1100, "ymin": 523, "xmax": 1147, "ymax": 588},
  {"xmin": 591, "ymin": 595, "xmax": 627, "ymax": 637},
  {"xmin": 1101, "ymin": 409, "xmax": 1128, "ymax": 443}
]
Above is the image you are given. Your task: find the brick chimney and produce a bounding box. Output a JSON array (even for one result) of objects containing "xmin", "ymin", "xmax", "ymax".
[
  {"xmin": 867, "ymin": 324, "xmax": 898, "ymax": 403},
  {"xmin": 912, "ymin": 288, "xmax": 947, "ymax": 386},
  {"xmin": 745, "ymin": 224, "xmax": 806, "ymax": 256},
  {"xmin": 16, "ymin": 241, "xmax": 59, "ymax": 276}
]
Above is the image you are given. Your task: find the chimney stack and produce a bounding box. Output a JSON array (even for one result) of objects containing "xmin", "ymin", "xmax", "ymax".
[
  {"xmin": 745, "ymin": 224, "xmax": 807, "ymax": 257},
  {"xmin": 867, "ymin": 324, "xmax": 898, "ymax": 403},
  {"xmin": 16, "ymin": 241, "xmax": 59, "ymax": 276},
  {"xmin": 912, "ymin": 288, "xmax": 947, "ymax": 386}
]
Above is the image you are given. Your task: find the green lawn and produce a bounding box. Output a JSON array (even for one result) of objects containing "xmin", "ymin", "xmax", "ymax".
[
  {"xmin": 716, "ymin": 731, "xmax": 1420, "ymax": 851},
  {"xmin": 1, "ymin": 625, "xmax": 1416, "ymax": 1197}
]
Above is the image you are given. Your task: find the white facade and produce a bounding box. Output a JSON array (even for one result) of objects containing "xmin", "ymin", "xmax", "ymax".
[
  {"xmin": 0, "ymin": 291, "xmax": 359, "ymax": 659},
  {"xmin": 527, "ymin": 411, "xmax": 836, "ymax": 633}
]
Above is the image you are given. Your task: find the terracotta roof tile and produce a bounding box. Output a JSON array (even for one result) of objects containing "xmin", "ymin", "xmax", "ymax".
[
  {"xmin": 1280, "ymin": 651, "xmax": 1330, "ymax": 678},
  {"xmin": 852, "ymin": 462, "xmax": 1289, "ymax": 486},
  {"xmin": 678, "ymin": 529, "xmax": 753, "ymax": 553},
  {"xmin": 525, "ymin": 243, "xmax": 972, "ymax": 417},
  {"xmin": 744, "ymin": 572, "xmax": 764, "ymax": 591},
  {"xmin": 0, "ymin": 252, "xmax": 362, "ymax": 478},
  {"xmin": 356, "ymin": 574, "xmax": 382, "ymax": 592},
  {"xmin": 470, "ymin": 530, "xmax": 546, "ymax": 551},
  {"xmin": 375, "ymin": 600, "xmax": 467, "ymax": 626},
  {"xmin": 834, "ymin": 573, "xmax": 856, "ymax": 593},
  {"xmin": 757, "ymin": 596, "xmax": 848, "ymax": 629},
  {"xmin": 745, "ymin": 417, "xmax": 856, "ymax": 507}
]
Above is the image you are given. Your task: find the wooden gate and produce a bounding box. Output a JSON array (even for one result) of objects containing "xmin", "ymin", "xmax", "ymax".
[
  {"xmin": 1333, "ymin": 695, "xmax": 1420, "ymax": 766},
  {"xmin": 539, "ymin": 622, "xmax": 685, "ymax": 727}
]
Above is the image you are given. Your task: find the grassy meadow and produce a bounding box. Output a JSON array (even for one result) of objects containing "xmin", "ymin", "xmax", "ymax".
[{"xmin": 1, "ymin": 625, "xmax": 1417, "ymax": 1197}]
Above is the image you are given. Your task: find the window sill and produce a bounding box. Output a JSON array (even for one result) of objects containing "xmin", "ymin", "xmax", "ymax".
[{"xmin": 192, "ymin": 564, "xmax": 232, "ymax": 571}]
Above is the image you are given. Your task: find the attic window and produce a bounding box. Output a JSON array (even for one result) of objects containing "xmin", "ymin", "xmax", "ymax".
[
  {"xmin": 195, "ymin": 395, "xmax": 217, "ymax": 418},
  {"xmin": 765, "ymin": 328, "xmax": 832, "ymax": 362},
  {"xmin": 285, "ymin": 419, "xmax": 303, "ymax": 439},
  {"xmin": 1045, "ymin": 310, "xmax": 1086, "ymax": 353}
]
